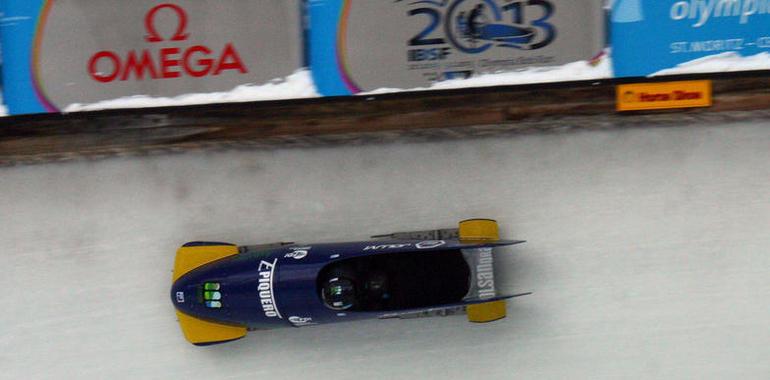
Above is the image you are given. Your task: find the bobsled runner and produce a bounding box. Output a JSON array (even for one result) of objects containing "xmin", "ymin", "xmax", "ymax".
[{"xmin": 170, "ymin": 219, "xmax": 529, "ymax": 346}]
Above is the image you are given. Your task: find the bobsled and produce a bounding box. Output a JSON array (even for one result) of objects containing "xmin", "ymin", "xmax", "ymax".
[{"xmin": 170, "ymin": 219, "xmax": 529, "ymax": 346}]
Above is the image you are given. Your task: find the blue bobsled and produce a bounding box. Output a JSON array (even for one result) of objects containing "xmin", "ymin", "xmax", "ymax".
[{"xmin": 170, "ymin": 219, "xmax": 528, "ymax": 346}]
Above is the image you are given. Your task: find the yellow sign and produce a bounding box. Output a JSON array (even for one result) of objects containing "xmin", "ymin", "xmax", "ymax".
[{"xmin": 616, "ymin": 80, "xmax": 712, "ymax": 111}]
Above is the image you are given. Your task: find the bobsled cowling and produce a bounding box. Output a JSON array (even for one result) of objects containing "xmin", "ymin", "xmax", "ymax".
[{"xmin": 170, "ymin": 219, "xmax": 528, "ymax": 346}]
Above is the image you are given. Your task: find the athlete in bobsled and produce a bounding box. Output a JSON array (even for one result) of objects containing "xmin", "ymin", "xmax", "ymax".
[{"xmin": 170, "ymin": 219, "xmax": 529, "ymax": 346}]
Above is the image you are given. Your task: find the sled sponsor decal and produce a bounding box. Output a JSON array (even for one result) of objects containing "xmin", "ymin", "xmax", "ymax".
[
  {"xmin": 288, "ymin": 316, "xmax": 317, "ymax": 326},
  {"xmin": 476, "ymin": 248, "xmax": 495, "ymax": 299},
  {"xmin": 462, "ymin": 247, "xmax": 496, "ymax": 300},
  {"xmin": 616, "ymin": 80, "xmax": 712, "ymax": 111},
  {"xmin": 257, "ymin": 259, "xmax": 282, "ymax": 318},
  {"xmin": 415, "ymin": 240, "xmax": 446, "ymax": 249},
  {"xmin": 285, "ymin": 247, "xmax": 311, "ymax": 260},
  {"xmin": 203, "ymin": 282, "xmax": 223, "ymax": 309},
  {"xmin": 175, "ymin": 291, "xmax": 185, "ymax": 303},
  {"xmin": 364, "ymin": 243, "xmax": 412, "ymax": 251}
]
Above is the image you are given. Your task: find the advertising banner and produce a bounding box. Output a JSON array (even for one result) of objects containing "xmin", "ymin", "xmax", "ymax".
[
  {"xmin": 0, "ymin": 0, "xmax": 302, "ymax": 115},
  {"xmin": 616, "ymin": 80, "xmax": 712, "ymax": 111},
  {"xmin": 612, "ymin": 0, "xmax": 770, "ymax": 77},
  {"xmin": 310, "ymin": 0, "xmax": 606, "ymax": 96}
]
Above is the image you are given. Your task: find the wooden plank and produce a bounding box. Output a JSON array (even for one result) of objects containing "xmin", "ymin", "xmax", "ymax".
[{"xmin": 1, "ymin": 73, "xmax": 769, "ymax": 165}]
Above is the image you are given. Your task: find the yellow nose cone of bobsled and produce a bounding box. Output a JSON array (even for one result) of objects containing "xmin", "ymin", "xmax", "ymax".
[
  {"xmin": 467, "ymin": 300, "xmax": 507, "ymax": 323},
  {"xmin": 172, "ymin": 243, "xmax": 246, "ymax": 345},
  {"xmin": 176, "ymin": 311, "xmax": 247, "ymax": 346},
  {"xmin": 173, "ymin": 244, "xmax": 239, "ymax": 282},
  {"xmin": 459, "ymin": 219, "xmax": 500, "ymax": 242}
]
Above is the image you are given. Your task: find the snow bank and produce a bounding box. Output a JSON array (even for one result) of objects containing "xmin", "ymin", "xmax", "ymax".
[
  {"xmin": 653, "ymin": 52, "xmax": 770, "ymax": 76},
  {"xmin": 0, "ymin": 91, "xmax": 6, "ymax": 117},
  {"xmin": 63, "ymin": 56, "xmax": 612, "ymax": 113},
  {"xmin": 64, "ymin": 70, "xmax": 319, "ymax": 113},
  {"xmin": 8, "ymin": 51, "xmax": 770, "ymax": 116},
  {"xmin": 363, "ymin": 55, "xmax": 612, "ymax": 95}
]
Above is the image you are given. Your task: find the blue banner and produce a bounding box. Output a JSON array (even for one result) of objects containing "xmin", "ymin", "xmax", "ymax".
[
  {"xmin": 612, "ymin": 0, "xmax": 770, "ymax": 77},
  {"xmin": 0, "ymin": 0, "xmax": 48, "ymax": 114},
  {"xmin": 308, "ymin": 0, "xmax": 350, "ymax": 96}
]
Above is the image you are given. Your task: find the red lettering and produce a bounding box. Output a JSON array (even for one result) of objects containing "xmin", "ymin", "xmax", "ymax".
[
  {"xmin": 121, "ymin": 50, "xmax": 158, "ymax": 81},
  {"xmin": 88, "ymin": 45, "xmax": 250, "ymax": 83},
  {"xmin": 88, "ymin": 51, "xmax": 121, "ymax": 83},
  {"xmin": 145, "ymin": 3, "xmax": 189, "ymax": 43},
  {"xmin": 183, "ymin": 45, "xmax": 213, "ymax": 78},
  {"xmin": 88, "ymin": 4, "xmax": 250, "ymax": 84},
  {"xmin": 214, "ymin": 43, "xmax": 248, "ymax": 75},
  {"xmin": 674, "ymin": 91, "xmax": 701, "ymax": 100},
  {"xmin": 639, "ymin": 93, "xmax": 671, "ymax": 102},
  {"xmin": 160, "ymin": 47, "xmax": 181, "ymax": 79}
]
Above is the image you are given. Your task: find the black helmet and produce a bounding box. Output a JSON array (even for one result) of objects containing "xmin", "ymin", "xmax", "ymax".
[
  {"xmin": 364, "ymin": 271, "xmax": 390, "ymax": 301},
  {"xmin": 321, "ymin": 277, "xmax": 357, "ymax": 310}
]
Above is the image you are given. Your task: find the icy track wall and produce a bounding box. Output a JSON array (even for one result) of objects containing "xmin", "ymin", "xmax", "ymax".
[{"xmin": 1, "ymin": 0, "xmax": 770, "ymax": 115}]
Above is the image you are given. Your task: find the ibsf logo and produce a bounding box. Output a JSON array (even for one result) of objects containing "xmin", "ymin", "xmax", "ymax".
[
  {"xmin": 88, "ymin": 3, "xmax": 249, "ymax": 83},
  {"xmin": 403, "ymin": 0, "xmax": 557, "ymax": 62}
]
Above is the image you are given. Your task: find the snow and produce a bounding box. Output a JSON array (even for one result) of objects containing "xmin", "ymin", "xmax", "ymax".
[
  {"xmin": 3, "ymin": 50, "xmax": 768, "ymax": 115},
  {"xmin": 59, "ymin": 57, "xmax": 612, "ymax": 113},
  {"xmin": 364, "ymin": 55, "xmax": 612, "ymax": 95},
  {"xmin": 653, "ymin": 52, "xmax": 770, "ymax": 76},
  {"xmin": 63, "ymin": 69, "xmax": 320, "ymax": 113},
  {"xmin": 1, "ymin": 119, "xmax": 769, "ymax": 379},
  {"xmin": 0, "ymin": 91, "xmax": 6, "ymax": 117}
]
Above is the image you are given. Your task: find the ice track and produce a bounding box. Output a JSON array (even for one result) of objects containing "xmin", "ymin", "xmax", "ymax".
[{"xmin": 2, "ymin": 121, "xmax": 769, "ymax": 379}]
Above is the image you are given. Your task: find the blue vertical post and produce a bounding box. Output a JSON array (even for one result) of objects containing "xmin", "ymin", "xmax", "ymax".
[{"xmin": 1, "ymin": 0, "xmax": 48, "ymax": 115}]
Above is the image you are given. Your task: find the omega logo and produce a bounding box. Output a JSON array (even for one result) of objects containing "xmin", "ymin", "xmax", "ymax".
[
  {"xmin": 144, "ymin": 3, "xmax": 190, "ymax": 43},
  {"xmin": 88, "ymin": 3, "xmax": 249, "ymax": 84}
]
